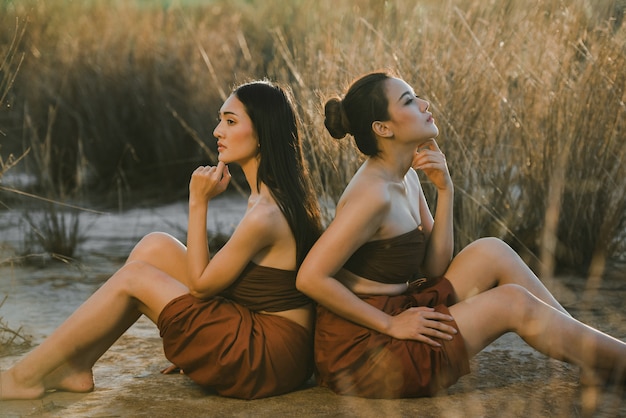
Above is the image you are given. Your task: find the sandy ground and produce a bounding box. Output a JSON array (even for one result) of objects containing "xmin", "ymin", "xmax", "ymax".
[{"xmin": 0, "ymin": 197, "xmax": 624, "ymax": 417}]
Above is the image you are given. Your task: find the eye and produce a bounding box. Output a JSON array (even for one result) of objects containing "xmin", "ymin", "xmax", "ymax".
[
  {"xmin": 226, "ymin": 119, "xmax": 235, "ymax": 125},
  {"xmin": 405, "ymin": 94, "xmax": 421, "ymax": 106}
]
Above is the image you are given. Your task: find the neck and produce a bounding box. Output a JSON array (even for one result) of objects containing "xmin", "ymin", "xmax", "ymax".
[
  {"xmin": 370, "ymin": 143, "xmax": 415, "ymax": 182},
  {"xmin": 240, "ymin": 158, "xmax": 261, "ymax": 196}
]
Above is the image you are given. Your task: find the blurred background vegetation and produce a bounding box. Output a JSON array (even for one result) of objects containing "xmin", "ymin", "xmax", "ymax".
[{"xmin": 0, "ymin": 0, "xmax": 624, "ymax": 276}]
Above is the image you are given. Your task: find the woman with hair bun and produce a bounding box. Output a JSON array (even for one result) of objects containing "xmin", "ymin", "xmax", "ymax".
[
  {"xmin": 1, "ymin": 80, "xmax": 322, "ymax": 400},
  {"xmin": 296, "ymin": 71, "xmax": 626, "ymax": 398}
]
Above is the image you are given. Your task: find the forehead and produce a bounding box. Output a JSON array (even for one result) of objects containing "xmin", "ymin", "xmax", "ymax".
[
  {"xmin": 384, "ymin": 78, "xmax": 415, "ymax": 101},
  {"xmin": 219, "ymin": 94, "xmax": 248, "ymax": 116}
]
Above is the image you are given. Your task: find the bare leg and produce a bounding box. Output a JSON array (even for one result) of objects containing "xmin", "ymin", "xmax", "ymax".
[
  {"xmin": 449, "ymin": 284, "xmax": 626, "ymax": 379},
  {"xmin": 6, "ymin": 233, "xmax": 191, "ymax": 397},
  {"xmin": 127, "ymin": 232, "xmax": 191, "ymax": 376},
  {"xmin": 445, "ymin": 237, "xmax": 569, "ymax": 315},
  {"xmin": 0, "ymin": 261, "xmax": 188, "ymax": 400}
]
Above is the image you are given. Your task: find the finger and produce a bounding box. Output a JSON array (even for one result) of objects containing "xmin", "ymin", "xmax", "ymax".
[
  {"xmin": 219, "ymin": 166, "xmax": 232, "ymax": 188},
  {"xmin": 418, "ymin": 138, "xmax": 440, "ymax": 152},
  {"xmin": 419, "ymin": 323, "xmax": 452, "ymax": 338},
  {"xmin": 410, "ymin": 306, "xmax": 435, "ymax": 313},
  {"xmin": 195, "ymin": 165, "xmax": 215, "ymax": 176},
  {"xmin": 414, "ymin": 334, "xmax": 442, "ymax": 347},
  {"xmin": 423, "ymin": 311, "xmax": 455, "ymax": 322},
  {"xmin": 424, "ymin": 323, "xmax": 457, "ymax": 340},
  {"xmin": 415, "ymin": 162, "xmax": 444, "ymax": 171},
  {"xmin": 412, "ymin": 153, "xmax": 445, "ymax": 169},
  {"xmin": 215, "ymin": 160, "xmax": 226, "ymax": 175}
]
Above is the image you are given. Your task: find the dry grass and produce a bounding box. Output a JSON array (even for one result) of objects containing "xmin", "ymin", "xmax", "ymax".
[
  {"xmin": 0, "ymin": 0, "xmax": 625, "ymax": 274},
  {"xmin": 0, "ymin": 295, "xmax": 32, "ymax": 356}
]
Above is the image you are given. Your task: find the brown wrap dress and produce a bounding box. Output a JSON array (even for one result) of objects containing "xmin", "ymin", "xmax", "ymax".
[
  {"xmin": 157, "ymin": 262, "xmax": 312, "ymax": 399},
  {"xmin": 315, "ymin": 227, "xmax": 470, "ymax": 398}
]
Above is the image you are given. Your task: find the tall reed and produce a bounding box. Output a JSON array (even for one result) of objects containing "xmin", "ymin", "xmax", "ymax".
[{"xmin": 1, "ymin": 0, "xmax": 624, "ymax": 274}]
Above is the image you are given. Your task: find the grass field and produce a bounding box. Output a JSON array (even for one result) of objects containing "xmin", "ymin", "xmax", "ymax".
[{"xmin": 0, "ymin": 0, "xmax": 625, "ymax": 274}]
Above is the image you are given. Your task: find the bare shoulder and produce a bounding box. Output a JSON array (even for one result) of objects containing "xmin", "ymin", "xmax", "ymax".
[
  {"xmin": 337, "ymin": 171, "xmax": 391, "ymax": 220},
  {"xmin": 307, "ymin": 171, "xmax": 391, "ymax": 266},
  {"xmin": 238, "ymin": 198, "xmax": 287, "ymax": 237}
]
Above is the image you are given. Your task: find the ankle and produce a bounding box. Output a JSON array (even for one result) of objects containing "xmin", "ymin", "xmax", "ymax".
[
  {"xmin": 9, "ymin": 366, "xmax": 42, "ymax": 388},
  {"xmin": 0, "ymin": 368, "xmax": 45, "ymax": 400}
]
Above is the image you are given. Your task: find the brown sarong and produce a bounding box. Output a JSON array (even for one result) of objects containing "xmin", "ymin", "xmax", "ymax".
[
  {"xmin": 157, "ymin": 294, "xmax": 312, "ymax": 399},
  {"xmin": 315, "ymin": 277, "xmax": 470, "ymax": 398}
]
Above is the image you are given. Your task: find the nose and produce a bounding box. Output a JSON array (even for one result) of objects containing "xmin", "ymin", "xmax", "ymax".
[
  {"xmin": 213, "ymin": 122, "xmax": 222, "ymax": 139},
  {"xmin": 419, "ymin": 98, "xmax": 430, "ymax": 112}
]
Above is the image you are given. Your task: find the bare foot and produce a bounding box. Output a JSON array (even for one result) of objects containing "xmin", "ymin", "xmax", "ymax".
[
  {"xmin": 0, "ymin": 369, "xmax": 46, "ymax": 400},
  {"xmin": 161, "ymin": 363, "xmax": 184, "ymax": 375},
  {"xmin": 43, "ymin": 364, "xmax": 94, "ymax": 394}
]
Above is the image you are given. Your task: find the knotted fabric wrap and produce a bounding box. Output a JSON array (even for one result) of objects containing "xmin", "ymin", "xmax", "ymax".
[{"xmin": 157, "ymin": 262, "xmax": 312, "ymax": 399}]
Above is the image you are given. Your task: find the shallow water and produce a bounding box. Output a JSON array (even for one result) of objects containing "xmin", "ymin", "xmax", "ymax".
[{"xmin": 0, "ymin": 194, "xmax": 247, "ymax": 341}]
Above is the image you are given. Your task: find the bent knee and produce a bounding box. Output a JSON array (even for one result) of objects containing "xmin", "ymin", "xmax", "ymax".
[
  {"xmin": 128, "ymin": 232, "xmax": 183, "ymax": 262},
  {"xmin": 492, "ymin": 284, "xmax": 537, "ymax": 328},
  {"xmin": 467, "ymin": 237, "xmax": 511, "ymax": 254},
  {"xmin": 112, "ymin": 260, "xmax": 160, "ymax": 292},
  {"xmin": 464, "ymin": 237, "xmax": 518, "ymax": 266},
  {"xmin": 136, "ymin": 232, "xmax": 179, "ymax": 250}
]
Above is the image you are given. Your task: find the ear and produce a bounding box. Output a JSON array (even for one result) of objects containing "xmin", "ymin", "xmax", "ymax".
[{"xmin": 372, "ymin": 121, "xmax": 393, "ymax": 138}]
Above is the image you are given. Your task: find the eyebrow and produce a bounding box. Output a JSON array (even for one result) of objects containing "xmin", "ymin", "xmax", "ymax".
[
  {"xmin": 398, "ymin": 91, "xmax": 413, "ymax": 102},
  {"xmin": 218, "ymin": 110, "xmax": 238, "ymax": 117}
]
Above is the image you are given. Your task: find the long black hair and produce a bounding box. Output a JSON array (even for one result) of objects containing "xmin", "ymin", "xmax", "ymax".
[{"xmin": 234, "ymin": 80, "xmax": 322, "ymax": 267}]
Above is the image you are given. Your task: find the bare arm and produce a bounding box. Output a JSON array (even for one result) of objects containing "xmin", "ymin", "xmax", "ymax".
[
  {"xmin": 296, "ymin": 181, "xmax": 456, "ymax": 345},
  {"xmin": 187, "ymin": 162, "xmax": 231, "ymax": 283},
  {"xmin": 298, "ymin": 192, "xmax": 390, "ymax": 331},
  {"xmin": 185, "ymin": 162, "xmax": 277, "ymax": 299},
  {"xmin": 188, "ymin": 208, "xmax": 278, "ymax": 298},
  {"xmin": 411, "ymin": 139, "xmax": 454, "ymax": 278}
]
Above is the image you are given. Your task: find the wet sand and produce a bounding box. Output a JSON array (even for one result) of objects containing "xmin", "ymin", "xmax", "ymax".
[{"xmin": 1, "ymin": 197, "xmax": 624, "ymax": 417}]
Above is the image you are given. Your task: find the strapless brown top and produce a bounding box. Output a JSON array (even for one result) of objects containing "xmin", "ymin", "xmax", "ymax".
[
  {"xmin": 343, "ymin": 227, "xmax": 425, "ymax": 284},
  {"xmin": 220, "ymin": 262, "xmax": 310, "ymax": 312}
]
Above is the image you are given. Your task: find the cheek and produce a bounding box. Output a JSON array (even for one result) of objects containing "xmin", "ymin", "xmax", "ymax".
[
  {"xmin": 236, "ymin": 127, "xmax": 259, "ymax": 153},
  {"xmin": 394, "ymin": 108, "xmax": 413, "ymax": 123},
  {"xmin": 394, "ymin": 112, "xmax": 415, "ymax": 132},
  {"xmin": 245, "ymin": 127, "xmax": 259, "ymax": 148}
]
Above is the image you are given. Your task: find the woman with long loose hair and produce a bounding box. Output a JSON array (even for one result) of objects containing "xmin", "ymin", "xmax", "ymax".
[{"xmin": 1, "ymin": 80, "xmax": 322, "ymax": 400}]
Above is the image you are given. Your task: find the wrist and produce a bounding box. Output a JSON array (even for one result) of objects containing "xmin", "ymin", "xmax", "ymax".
[
  {"xmin": 378, "ymin": 313, "xmax": 394, "ymax": 336},
  {"xmin": 189, "ymin": 197, "xmax": 209, "ymax": 210},
  {"xmin": 437, "ymin": 183, "xmax": 454, "ymax": 194}
]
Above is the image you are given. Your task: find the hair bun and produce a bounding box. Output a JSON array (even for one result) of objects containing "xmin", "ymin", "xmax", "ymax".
[{"xmin": 324, "ymin": 98, "xmax": 351, "ymax": 139}]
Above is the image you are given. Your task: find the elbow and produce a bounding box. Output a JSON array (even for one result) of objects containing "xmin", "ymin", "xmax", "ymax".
[
  {"xmin": 295, "ymin": 267, "xmax": 315, "ymax": 296},
  {"xmin": 188, "ymin": 286, "xmax": 213, "ymax": 300},
  {"xmin": 188, "ymin": 288, "xmax": 204, "ymax": 299}
]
